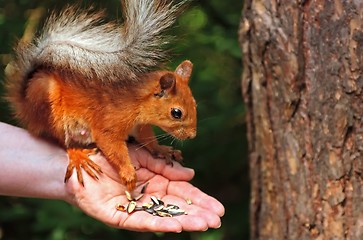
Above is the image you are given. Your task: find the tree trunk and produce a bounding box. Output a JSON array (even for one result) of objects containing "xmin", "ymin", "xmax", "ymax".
[{"xmin": 239, "ymin": 1, "xmax": 363, "ymax": 239}]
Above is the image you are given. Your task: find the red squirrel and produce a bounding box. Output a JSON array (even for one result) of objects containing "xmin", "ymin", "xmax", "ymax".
[{"xmin": 5, "ymin": 0, "xmax": 197, "ymax": 191}]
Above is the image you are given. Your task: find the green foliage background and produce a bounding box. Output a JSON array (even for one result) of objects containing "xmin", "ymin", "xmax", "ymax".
[{"xmin": 0, "ymin": 0, "xmax": 248, "ymax": 239}]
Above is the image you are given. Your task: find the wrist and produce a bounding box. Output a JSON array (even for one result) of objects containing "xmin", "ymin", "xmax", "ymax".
[
  {"xmin": 33, "ymin": 149, "xmax": 72, "ymax": 202},
  {"xmin": 63, "ymin": 174, "xmax": 82, "ymax": 206},
  {"xmin": 0, "ymin": 122, "xmax": 73, "ymax": 202}
]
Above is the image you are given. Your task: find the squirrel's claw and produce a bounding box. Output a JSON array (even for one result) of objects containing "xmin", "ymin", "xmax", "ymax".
[
  {"xmin": 119, "ymin": 163, "xmax": 137, "ymax": 191},
  {"xmin": 170, "ymin": 149, "xmax": 182, "ymax": 162},
  {"xmin": 149, "ymin": 145, "xmax": 183, "ymax": 166},
  {"xmin": 64, "ymin": 148, "xmax": 103, "ymax": 186}
]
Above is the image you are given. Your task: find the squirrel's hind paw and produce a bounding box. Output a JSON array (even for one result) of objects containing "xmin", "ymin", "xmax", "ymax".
[{"xmin": 64, "ymin": 148, "xmax": 103, "ymax": 186}]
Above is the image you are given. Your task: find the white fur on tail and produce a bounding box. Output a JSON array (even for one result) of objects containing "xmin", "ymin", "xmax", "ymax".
[{"xmin": 14, "ymin": 0, "xmax": 186, "ymax": 82}]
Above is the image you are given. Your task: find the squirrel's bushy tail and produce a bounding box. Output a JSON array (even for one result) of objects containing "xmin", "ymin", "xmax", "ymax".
[{"xmin": 9, "ymin": 0, "xmax": 186, "ymax": 84}]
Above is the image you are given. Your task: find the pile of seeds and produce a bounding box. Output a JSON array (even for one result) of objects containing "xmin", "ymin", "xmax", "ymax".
[{"xmin": 115, "ymin": 183, "xmax": 189, "ymax": 217}]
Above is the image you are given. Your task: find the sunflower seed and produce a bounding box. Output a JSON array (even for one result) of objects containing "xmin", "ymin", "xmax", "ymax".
[
  {"xmin": 116, "ymin": 183, "xmax": 188, "ymax": 218},
  {"xmin": 134, "ymin": 206, "xmax": 144, "ymax": 211},
  {"xmin": 165, "ymin": 204, "xmax": 179, "ymax": 210},
  {"xmin": 125, "ymin": 190, "xmax": 133, "ymax": 201},
  {"xmin": 153, "ymin": 204, "xmax": 164, "ymax": 211},
  {"xmin": 167, "ymin": 208, "xmax": 186, "ymax": 216},
  {"xmin": 142, "ymin": 202, "xmax": 154, "ymax": 209},
  {"xmin": 144, "ymin": 208, "xmax": 155, "ymax": 214},
  {"xmin": 150, "ymin": 196, "xmax": 159, "ymax": 205},
  {"xmin": 126, "ymin": 201, "xmax": 137, "ymax": 213},
  {"xmin": 134, "ymin": 193, "xmax": 144, "ymax": 201},
  {"xmin": 141, "ymin": 182, "xmax": 149, "ymax": 194},
  {"xmin": 115, "ymin": 204, "xmax": 126, "ymax": 211},
  {"xmin": 156, "ymin": 211, "xmax": 173, "ymax": 217}
]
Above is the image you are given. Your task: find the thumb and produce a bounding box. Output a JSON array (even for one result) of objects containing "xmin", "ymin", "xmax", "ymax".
[{"xmin": 128, "ymin": 145, "xmax": 195, "ymax": 181}]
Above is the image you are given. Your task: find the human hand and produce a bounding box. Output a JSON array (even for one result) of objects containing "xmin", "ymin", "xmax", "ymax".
[{"xmin": 65, "ymin": 145, "xmax": 225, "ymax": 232}]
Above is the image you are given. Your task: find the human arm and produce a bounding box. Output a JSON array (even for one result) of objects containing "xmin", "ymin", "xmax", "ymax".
[
  {"xmin": 0, "ymin": 122, "xmax": 224, "ymax": 232},
  {"xmin": 0, "ymin": 122, "xmax": 70, "ymax": 200}
]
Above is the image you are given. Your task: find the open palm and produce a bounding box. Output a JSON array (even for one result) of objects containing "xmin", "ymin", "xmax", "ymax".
[{"xmin": 65, "ymin": 145, "xmax": 225, "ymax": 232}]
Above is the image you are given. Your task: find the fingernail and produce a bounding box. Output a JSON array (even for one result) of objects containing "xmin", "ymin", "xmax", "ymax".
[{"xmin": 216, "ymin": 222, "xmax": 222, "ymax": 229}]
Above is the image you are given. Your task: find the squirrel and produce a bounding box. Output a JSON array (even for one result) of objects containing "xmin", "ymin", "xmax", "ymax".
[{"xmin": 4, "ymin": 0, "xmax": 197, "ymax": 191}]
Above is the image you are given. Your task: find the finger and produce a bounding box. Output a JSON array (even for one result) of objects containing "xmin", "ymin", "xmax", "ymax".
[
  {"xmin": 162, "ymin": 195, "xmax": 221, "ymax": 229},
  {"xmin": 134, "ymin": 175, "xmax": 168, "ymax": 194},
  {"xmin": 158, "ymin": 160, "xmax": 195, "ymax": 181},
  {"xmin": 117, "ymin": 211, "xmax": 183, "ymax": 232},
  {"xmin": 89, "ymin": 154, "xmax": 120, "ymax": 180},
  {"xmin": 129, "ymin": 146, "xmax": 195, "ymax": 181},
  {"xmin": 169, "ymin": 214, "xmax": 208, "ymax": 231},
  {"xmin": 167, "ymin": 182, "xmax": 225, "ymax": 217}
]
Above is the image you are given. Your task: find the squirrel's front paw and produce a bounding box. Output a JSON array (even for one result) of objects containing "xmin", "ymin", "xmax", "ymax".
[
  {"xmin": 119, "ymin": 164, "xmax": 137, "ymax": 191},
  {"xmin": 150, "ymin": 145, "xmax": 183, "ymax": 164}
]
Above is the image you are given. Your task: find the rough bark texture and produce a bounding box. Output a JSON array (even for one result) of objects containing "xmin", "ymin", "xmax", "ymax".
[{"xmin": 239, "ymin": 1, "xmax": 363, "ymax": 239}]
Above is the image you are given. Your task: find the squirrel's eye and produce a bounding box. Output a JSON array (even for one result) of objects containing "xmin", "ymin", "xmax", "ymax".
[{"xmin": 171, "ymin": 108, "xmax": 182, "ymax": 119}]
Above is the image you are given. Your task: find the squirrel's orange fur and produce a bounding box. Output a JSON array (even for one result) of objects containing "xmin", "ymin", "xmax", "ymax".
[{"xmin": 5, "ymin": 0, "xmax": 196, "ymax": 190}]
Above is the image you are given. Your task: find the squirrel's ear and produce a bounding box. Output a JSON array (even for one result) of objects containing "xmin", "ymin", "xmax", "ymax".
[
  {"xmin": 160, "ymin": 73, "xmax": 176, "ymax": 91},
  {"xmin": 155, "ymin": 73, "xmax": 176, "ymax": 97},
  {"xmin": 175, "ymin": 60, "xmax": 193, "ymax": 82}
]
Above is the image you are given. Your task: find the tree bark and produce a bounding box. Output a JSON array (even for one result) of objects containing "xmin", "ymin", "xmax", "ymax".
[{"xmin": 239, "ymin": 1, "xmax": 363, "ymax": 239}]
